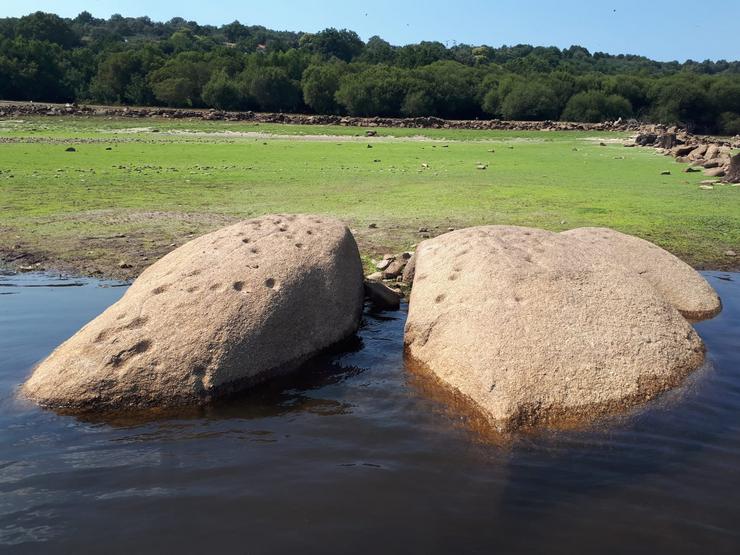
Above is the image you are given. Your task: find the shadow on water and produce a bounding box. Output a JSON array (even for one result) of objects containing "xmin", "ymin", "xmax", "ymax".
[{"xmin": 70, "ymin": 333, "xmax": 368, "ymax": 428}]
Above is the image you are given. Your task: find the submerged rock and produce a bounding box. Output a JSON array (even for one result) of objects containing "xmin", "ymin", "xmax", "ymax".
[
  {"xmin": 364, "ymin": 280, "xmax": 402, "ymax": 311},
  {"xmin": 23, "ymin": 215, "xmax": 365, "ymax": 411},
  {"xmin": 404, "ymin": 226, "xmax": 706, "ymax": 432},
  {"xmin": 561, "ymin": 227, "xmax": 721, "ymax": 321}
]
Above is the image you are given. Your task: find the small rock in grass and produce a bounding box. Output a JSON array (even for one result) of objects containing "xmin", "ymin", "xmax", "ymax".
[
  {"xmin": 705, "ymin": 168, "xmax": 726, "ymax": 178},
  {"xmin": 368, "ymin": 223, "xmax": 377, "ymax": 229},
  {"xmin": 725, "ymin": 250, "xmax": 737, "ymax": 257},
  {"xmin": 65, "ymin": 147, "xmax": 76, "ymax": 152},
  {"xmin": 118, "ymin": 261, "xmax": 133, "ymax": 269},
  {"xmin": 699, "ymin": 185, "xmax": 714, "ymax": 190},
  {"xmin": 661, "ymin": 170, "xmax": 671, "ymax": 175}
]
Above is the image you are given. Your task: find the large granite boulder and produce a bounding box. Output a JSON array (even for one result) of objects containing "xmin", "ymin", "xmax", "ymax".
[
  {"xmin": 404, "ymin": 226, "xmax": 706, "ymax": 432},
  {"xmin": 561, "ymin": 228, "xmax": 721, "ymax": 321},
  {"xmin": 23, "ymin": 214, "xmax": 365, "ymax": 411}
]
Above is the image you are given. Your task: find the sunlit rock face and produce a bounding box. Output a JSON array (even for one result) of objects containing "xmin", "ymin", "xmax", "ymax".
[
  {"xmin": 562, "ymin": 227, "xmax": 721, "ymax": 321},
  {"xmin": 404, "ymin": 226, "xmax": 709, "ymax": 432},
  {"xmin": 23, "ymin": 214, "xmax": 365, "ymax": 411}
]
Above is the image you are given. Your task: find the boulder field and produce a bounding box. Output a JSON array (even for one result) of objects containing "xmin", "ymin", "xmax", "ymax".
[
  {"xmin": 22, "ymin": 214, "xmax": 365, "ymax": 411},
  {"xmin": 404, "ymin": 226, "xmax": 717, "ymax": 432},
  {"xmin": 631, "ymin": 127, "xmax": 740, "ymax": 184}
]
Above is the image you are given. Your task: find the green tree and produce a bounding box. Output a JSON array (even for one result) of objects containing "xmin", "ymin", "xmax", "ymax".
[
  {"xmin": 16, "ymin": 12, "xmax": 79, "ymax": 48},
  {"xmin": 651, "ymin": 77, "xmax": 716, "ymax": 131},
  {"xmin": 299, "ymin": 28, "xmax": 363, "ymax": 61},
  {"xmin": 401, "ymin": 88, "xmax": 437, "ymax": 116},
  {"xmin": 248, "ymin": 67, "xmax": 302, "ymax": 111},
  {"xmin": 90, "ymin": 49, "xmax": 161, "ymax": 104},
  {"xmin": 561, "ymin": 91, "xmax": 632, "ymax": 122},
  {"xmin": 302, "ymin": 62, "xmax": 347, "ymax": 114},
  {"xmin": 396, "ymin": 41, "xmax": 449, "ymax": 68},
  {"xmin": 148, "ymin": 53, "xmax": 212, "ymax": 106},
  {"xmin": 202, "ymin": 69, "xmax": 243, "ymax": 110},
  {"xmin": 360, "ymin": 36, "xmax": 395, "ymax": 64},
  {"xmin": 500, "ymin": 80, "xmax": 561, "ymax": 120},
  {"xmin": 335, "ymin": 66, "xmax": 413, "ymax": 116}
]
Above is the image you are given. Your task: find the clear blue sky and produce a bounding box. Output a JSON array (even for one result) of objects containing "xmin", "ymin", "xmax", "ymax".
[{"xmin": 2, "ymin": 0, "xmax": 738, "ymax": 62}]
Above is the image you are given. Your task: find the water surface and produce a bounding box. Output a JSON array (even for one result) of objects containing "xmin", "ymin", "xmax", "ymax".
[{"xmin": 1, "ymin": 271, "xmax": 739, "ymax": 554}]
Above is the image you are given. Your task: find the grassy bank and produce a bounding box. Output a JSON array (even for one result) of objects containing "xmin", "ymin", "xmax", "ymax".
[{"xmin": 0, "ymin": 116, "xmax": 738, "ymax": 278}]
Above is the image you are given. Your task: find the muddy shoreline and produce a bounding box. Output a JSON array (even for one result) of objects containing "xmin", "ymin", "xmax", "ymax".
[{"xmin": 2, "ymin": 229, "xmax": 737, "ymax": 282}]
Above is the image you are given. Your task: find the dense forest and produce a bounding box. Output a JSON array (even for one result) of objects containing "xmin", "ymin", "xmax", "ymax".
[{"xmin": 1, "ymin": 11, "xmax": 739, "ymax": 133}]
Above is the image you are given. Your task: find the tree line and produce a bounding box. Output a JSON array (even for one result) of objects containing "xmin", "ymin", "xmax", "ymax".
[{"xmin": 1, "ymin": 11, "xmax": 739, "ymax": 133}]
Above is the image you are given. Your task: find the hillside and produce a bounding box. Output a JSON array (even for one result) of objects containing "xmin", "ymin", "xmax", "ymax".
[{"xmin": 0, "ymin": 11, "xmax": 739, "ymax": 132}]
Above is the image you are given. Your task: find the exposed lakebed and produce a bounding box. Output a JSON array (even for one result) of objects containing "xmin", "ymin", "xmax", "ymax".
[{"xmin": 1, "ymin": 271, "xmax": 739, "ymax": 553}]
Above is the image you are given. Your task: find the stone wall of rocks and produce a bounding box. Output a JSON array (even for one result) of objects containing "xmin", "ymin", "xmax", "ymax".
[{"xmin": 0, "ymin": 101, "xmax": 639, "ymax": 132}]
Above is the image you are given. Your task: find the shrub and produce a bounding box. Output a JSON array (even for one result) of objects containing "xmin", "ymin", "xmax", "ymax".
[
  {"xmin": 202, "ymin": 70, "xmax": 243, "ymax": 110},
  {"xmin": 248, "ymin": 67, "xmax": 302, "ymax": 112},
  {"xmin": 500, "ymin": 81, "xmax": 561, "ymax": 120},
  {"xmin": 561, "ymin": 91, "xmax": 632, "ymax": 122},
  {"xmin": 302, "ymin": 62, "xmax": 347, "ymax": 114}
]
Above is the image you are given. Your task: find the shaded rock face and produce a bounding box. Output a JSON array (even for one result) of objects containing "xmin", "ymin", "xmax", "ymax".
[
  {"xmin": 364, "ymin": 280, "xmax": 402, "ymax": 311},
  {"xmin": 404, "ymin": 226, "xmax": 706, "ymax": 432},
  {"xmin": 725, "ymin": 153, "xmax": 740, "ymax": 183},
  {"xmin": 561, "ymin": 228, "xmax": 721, "ymax": 321},
  {"xmin": 23, "ymin": 215, "xmax": 365, "ymax": 411}
]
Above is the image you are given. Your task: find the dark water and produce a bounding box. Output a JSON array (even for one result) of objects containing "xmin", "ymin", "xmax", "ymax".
[{"xmin": 1, "ymin": 271, "xmax": 739, "ymax": 554}]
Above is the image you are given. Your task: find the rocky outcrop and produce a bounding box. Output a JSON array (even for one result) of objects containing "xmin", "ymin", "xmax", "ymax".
[
  {"xmin": 404, "ymin": 226, "xmax": 708, "ymax": 432},
  {"xmin": 632, "ymin": 126, "xmax": 739, "ymax": 183},
  {"xmin": 561, "ymin": 227, "xmax": 721, "ymax": 320},
  {"xmin": 22, "ymin": 215, "xmax": 365, "ymax": 411}
]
